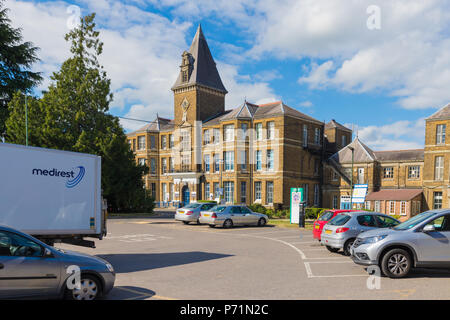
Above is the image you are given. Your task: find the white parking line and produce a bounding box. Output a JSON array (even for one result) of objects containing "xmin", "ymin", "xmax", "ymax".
[
  {"xmin": 304, "ymin": 262, "xmax": 368, "ymax": 278},
  {"xmin": 288, "ymin": 241, "xmax": 317, "ymax": 244}
]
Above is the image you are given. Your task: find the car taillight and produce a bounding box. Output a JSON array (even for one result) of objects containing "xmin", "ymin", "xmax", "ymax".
[
  {"xmin": 212, "ymin": 213, "xmax": 217, "ymax": 218},
  {"xmin": 186, "ymin": 211, "xmax": 193, "ymax": 215},
  {"xmin": 336, "ymin": 227, "xmax": 349, "ymax": 233}
]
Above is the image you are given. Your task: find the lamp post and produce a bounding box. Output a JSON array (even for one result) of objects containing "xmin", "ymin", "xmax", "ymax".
[
  {"xmin": 348, "ymin": 146, "xmax": 354, "ymax": 209},
  {"xmin": 218, "ymin": 158, "xmax": 224, "ymax": 203}
]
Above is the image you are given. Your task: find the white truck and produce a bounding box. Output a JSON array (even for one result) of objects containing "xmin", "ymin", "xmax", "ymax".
[{"xmin": 0, "ymin": 143, "xmax": 107, "ymax": 247}]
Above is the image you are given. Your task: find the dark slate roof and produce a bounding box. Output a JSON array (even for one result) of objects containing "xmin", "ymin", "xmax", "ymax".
[
  {"xmin": 366, "ymin": 189, "xmax": 423, "ymax": 201},
  {"xmin": 330, "ymin": 137, "xmax": 376, "ymax": 164},
  {"xmin": 374, "ymin": 149, "xmax": 424, "ymax": 162},
  {"xmin": 127, "ymin": 116, "xmax": 174, "ymax": 135},
  {"xmin": 171, "ymin": 25, "xmax": 227, "ymax": 93},
  {"xmin": 427, "ymin": 103, "xmax": 450, "ymax": 121},
  {"xmin": 325, "ymin": 119, "xmax": 352, "ymax": 132},
  {"xmin": 202, "ymin": 101, "xmax": 323, "ymax": 126}
]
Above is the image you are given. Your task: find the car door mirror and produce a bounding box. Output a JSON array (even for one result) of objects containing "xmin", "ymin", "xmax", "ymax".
[
  {"xmin": 423, "ymin": 225, "xmax": 435, "ymax": 233},
  {"xmin": 43, "ymin": 248, "xmax": 53, "ymax": 257}
]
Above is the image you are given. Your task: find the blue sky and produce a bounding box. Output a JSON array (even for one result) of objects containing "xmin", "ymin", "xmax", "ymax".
[{"xmin": 6, "ymin": 0, "xmax": 450, "ymax": 150}]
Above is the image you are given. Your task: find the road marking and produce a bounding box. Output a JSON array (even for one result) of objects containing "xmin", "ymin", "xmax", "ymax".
[
  {"xmin": 304, "ymin": 262, "xmax": 367, "ymax": 278},
  {"xmin": 288, "ymin": 241, "xmax": 317, "ymax": 244}
]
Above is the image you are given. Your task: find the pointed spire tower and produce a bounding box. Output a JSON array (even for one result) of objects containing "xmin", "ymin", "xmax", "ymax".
[{"xmin": 172, "ymin": 25, "xmax": 227, "ymax": 124}]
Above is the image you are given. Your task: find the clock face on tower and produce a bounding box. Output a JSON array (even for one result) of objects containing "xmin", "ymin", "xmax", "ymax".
[{"xmin": 181, "ymin": 97, "xmax": 190, "ymax": 123}]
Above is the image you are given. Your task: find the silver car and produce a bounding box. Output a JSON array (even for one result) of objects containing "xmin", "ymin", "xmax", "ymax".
[
  {"xmin": 198, "ymin": 205, "xmax": 269, "ymax": 228},
  {"xmin": 0, "ymin": 225, "xmax": 115, "ymax": 300},
  {"xmin": 351, "ymin": 209, "xmax": 450, "ymax": 278},
  {"xmin": 320, "ymin": 211, "xmax": 400, "ymax": 256},
  {"xmin": 175, "ymin": 202, "xmax": 217, "ymax": 224}
]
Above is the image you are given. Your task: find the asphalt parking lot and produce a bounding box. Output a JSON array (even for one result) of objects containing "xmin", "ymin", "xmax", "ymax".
[{"xmin": 57, "ymin": 216, "xmax": 450, "ymax": 300}]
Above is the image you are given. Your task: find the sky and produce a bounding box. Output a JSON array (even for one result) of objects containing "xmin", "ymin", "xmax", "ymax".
[{"xmin": 5, "ymin": 0, "xmax": 450, "ymax": 151}]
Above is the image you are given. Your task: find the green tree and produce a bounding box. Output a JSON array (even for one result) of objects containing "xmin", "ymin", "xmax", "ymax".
[
  {"xmin": 5, "ymin": 13, "xmax": 152, "ymax": 213},
  {"xmin": 0, "ymin": 0, "xmax": 42, "ymax": 136}
]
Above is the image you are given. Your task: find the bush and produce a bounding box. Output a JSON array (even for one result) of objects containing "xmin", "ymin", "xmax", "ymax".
[
  {"xmin": 248, "ymin": 203, "xmax": 267, "ymax": 215},
  {"xmin": 305, "ymin": 208, "xmax": 331, "ymax": 220},
  {"xmin": 198, "ymin": 200, "xmax": 217, "ymax": 204}
]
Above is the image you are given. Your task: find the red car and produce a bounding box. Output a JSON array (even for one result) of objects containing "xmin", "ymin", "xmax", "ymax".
[{"xmin": 312, "ymin": 210, "xmax": 358, "ymax": 241}]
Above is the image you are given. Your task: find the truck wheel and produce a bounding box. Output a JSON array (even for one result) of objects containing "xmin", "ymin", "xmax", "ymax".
[
  {"xmin": 65, "ymin": 274, "xmax": 101, "ymax": 300},
  {"xmin": 326, "ymin": 246, "xmax": 339, "ymax": 253},
  {"xmin": 381, "ymin": 248, "xmax": 411, "ymax": 278}
]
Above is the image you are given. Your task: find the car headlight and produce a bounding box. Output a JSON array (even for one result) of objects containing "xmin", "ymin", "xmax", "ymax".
[
  {"xmin": 361, "ymin": 235, "xmax": 388, "ymax": 244},
  {"xmin": 105, "ymin": 263, "xmax": 114, "ymax": 273}
]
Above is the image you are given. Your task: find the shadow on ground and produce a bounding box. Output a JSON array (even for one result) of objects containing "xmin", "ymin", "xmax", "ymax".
[
  {"xmin": 98, "ymin": 252, "xmax": 233, "ymax": 273},
  {"xmin": 106, "ymin": 286, "xmax": 156, "ymax": 300}
]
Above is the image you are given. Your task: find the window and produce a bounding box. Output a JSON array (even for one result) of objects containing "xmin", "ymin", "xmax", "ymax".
[
  {"xmin": 375, "ymin": 216, "xmax": 399, "ymax": 228},
  {"xmin": 314, "ymin": 128, "xmax": 321, "ymax": 145},
  {"xmin": 266, "ymin": 181, "xmax": 274, "ymax": 204},
  {"xmin": 303, "ymin": 184, "xmax": 309, "ymax": 206},
  {"xmin": 314, "ymin": 184, "xmax": 319, "ymax": 206},
  {"xmin": 357, "ymin": 168, "xmax": 365, "ymax": 184},
  {"xmin": 150, "ymin": 158, "xmax": 156, "ymax": 174},
  {"xmin": 255, "ymin": 123, "xmax": 262, "ymax": 140},
  {"xmin": 204, "ymin": 154, "xmax": 210, "ymax": 172},
  {"xmin": 138, "ymin": 158, "xmax": 146, "ymax": 166},
  {"xmin": 213, "ymin": 128, "xmax": 220, "ymax": 144},
  {"xmin": 383, "ymin": 167, "xmax": 394, "ymax": 179},
  {"xmin": 374, "ymin": 200, "xmax": 381, "ymax": 212},
  {"xmin": 365, "ymin": 201, "xmax": 371, "ymax": 211},
  {"xmin": 203, "ymin": 129, "xmax": 210, "ymax": 145},
  {"xmin": 170, "ymin": 183, "xmax": 174, "ymax": 200},
  {"xmin": 162, "ymin": 183, "xmax": 167, "ymax": 201},
  {"xmin": 151, "ymin": 183, "xmax": 156, "ymax": 199},
  {"xmin": 138, "ymin": 136, "xmax": 146, "ymax": 150},
  {"xmin": 435, "ymin": 156, "xmax": 444, "ymax": 181},
  {"xmin": 132, "ymin": 139, "xmax": 136, "ymax": 151},
  {"xmin": 224, "ymin": 151, "xmax": 234, "ymax": 171},
  {"xmin": 425, "ymin": 215, "xmax": 450, "ymax": 232},
  {"xmin": 341, "ymin": 135, "xmax": 347, "ymax": 147},
  {"xmin": 303, "ymin": 125, "xmax": 308, "ymax": 147},
  {"xmin": 357, "ymin": 215, "xmax": 377, "ymax": 227},
  {"xmin": 224, "ymin": 182, "xmax": 234, "ymax": 203},
  {"xmin": 332, "ymin": 196, "xmax": 338, "ymax": 209},
  {"xmin": 266, "ymin": 150, "xmax": 274, "ymax": 171},
  {"xmin": 161, "ymin": 135, "xmax": 167, "ymax": 149},
  {"xmin": 255, "ymin": 182, "xmax": 262, "ymax": 201},
  {"xmin": 434, "ymin": 192, "xmax": 443, "ymax": 209},
  {"xmin": 314, "ymin": 159, "xmax": 320, "ymax": 175},
  {"xmin": 213, "ymin": 182, "xmax": 219, "ymax": 198},
  {"xmin": 400, "ymin": 201, "xmax": 407, "ymax": 216},
  {"xmin": 181, "ymin": 130, "xmax": 190, "ymax": 151},
  {"xmin": 224, "ymin": 124, "xmax": 234, "ymax": 142},
  {"xmin": 389, "ymin": 201, "xmax": 396, "ymax": 215},
  {"xmin": 240, "ymin": 206, "xmax": 251, "ymax": 214},
  {"xmin": 150, "ymin": 136, "xmax": 156, "ymax": 149},
  {"xmin": 240, "ymin": 181, "xmax": 247, "ymax": 204},
  {"xmin": 436, "ymin": 124, "xmax": 446, "ymax": 144},
  {"xmin": 169, "ymin": 134, "xmax": 174, "ymax": 148},
  {"xmin": 256, "ymin": 150, "xmax": 262, "ymax": 171},
  {"xmin": 162, "ymin": 158, "xmax": 167, "ymax": 174},
  {"xmin": 239, "ymin": 150, "xmax": 247, "ymax": 170},
  {"xmin": 169, "ymin": 157, "xmax": 174, "ymax": 173},
  {"xmin": 241, "ymin": 123, "xmax": 248, "ymax": 140},
  {"xmin": 332, "ymin": 170, "xmax": 339, "ymax": 181},
  {"xmin": 182, "ymin": 70, "xmax": 188, "ymax": 82},
  {"xmin": 181, "ymin": 155, "xmax": 190, "ymax": 171},
  {"xmin": 267, "ymin": 121, "xmax": 275, "ymax": 139},
  {"xmin": 0, "ymin": 231, "xmax": 43, "ymax": 257},
  {"xmin": 408, "ymin": 166, "xmax": 420, "ymax": 179},
  {"xmin": 412, "ymin": 201, "xmax": 421, "ymax": 215},
  {"xmin": 213, "ymin": 153, "xmax": 220, "ymax": 172},
  {"xmin": 205, "ymin": 183, "xmax": 210, "ymax": 200}
]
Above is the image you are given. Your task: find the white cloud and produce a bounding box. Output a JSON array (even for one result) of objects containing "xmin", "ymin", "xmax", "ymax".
[
  {"xmin": 358, "ymin": 118, "xmax": 425, "ymax": 151},
  {"xmin": 299, "ymin": 101, "xmax": 313, "ymax": 108}
]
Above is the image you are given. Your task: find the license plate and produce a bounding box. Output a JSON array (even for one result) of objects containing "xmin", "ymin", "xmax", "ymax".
[
  {"xmin": 325, "ymin": 229, "xmax": 332, "ymax": 234},
  {"xmin": 178, "ymin": 211, "xmax": 184, "ymax": 214},
  {"xmin": 315, "ymin": 225, "xmax": 320, "ymax": 230},
  {"xmin": 203, "ymin": 214, "xmax": 210, "ymax": 217}
]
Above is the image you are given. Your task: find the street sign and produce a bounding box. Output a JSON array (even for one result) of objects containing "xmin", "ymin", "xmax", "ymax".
[
  {"xmin": 290, "ymin": 188, "xmax": 304, "ymax": 224},
  {"xmin": 352, "ymin": 184, "xmax": 368, "ymax": 204}
]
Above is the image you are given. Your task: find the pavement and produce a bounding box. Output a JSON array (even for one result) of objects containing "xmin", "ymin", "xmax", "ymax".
[{"xmin": 56, "ymin": 217, "xmax": 450, "ymax": 300}]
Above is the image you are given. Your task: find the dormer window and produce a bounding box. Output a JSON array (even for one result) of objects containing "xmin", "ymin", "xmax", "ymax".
[{"xmin": 182, "ymin": 70, "xmax": 188, "ymax": 83}]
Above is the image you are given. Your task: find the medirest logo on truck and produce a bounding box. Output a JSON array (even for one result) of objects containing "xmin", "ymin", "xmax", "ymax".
[{"xmin": 32, "ymin": 166, "xmax": 85, "ymax": 188}]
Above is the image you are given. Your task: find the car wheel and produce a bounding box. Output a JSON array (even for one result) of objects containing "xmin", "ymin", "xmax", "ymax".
[
  {"xmin": 182, "ymin": 221, "xmax": 190, "ymax": 225},
  {"xmin": 257, "ymin": 218, "xmax": 266, "ymax": 227},
  {"xmin": 326, "ymin": 246, "xmax": 339, "ymax": 253},
  {"xmin": 65, "ymin": 274, "xmax": 101, "ymax": 301},
  {"xmin": 343, "ymin": 238, "xmax": 356, "ymax": 256},
  {"xmin": 381, "ymin": 248, "xmax": 412, "ymax": 278},
  {"xmin": 197, "ymin": 219, "xmax": 201, "ymax": 225},
  {"xmin": 223, "ymin": 219, "xmax": 233, "ymax": 228},
  {"xmin": 209, "ymin": 225, "xmax": 216, "ymax": 228}
]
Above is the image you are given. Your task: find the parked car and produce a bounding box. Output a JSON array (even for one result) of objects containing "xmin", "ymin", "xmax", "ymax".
[
  {"xmin": 175, "ymin": 202, "xmax": 217, "ymax": 224},
  {"xmin": 351, "ymin": 209, "xmax": 450, "ymax": 278},
  {"xmin": 320, "ymin": 211, "xmax": 400, "ymax": 256},
  {"xmin": 0, "ymin": 224, "xmax": 115, "ymax": 300},
  {"xmin": 312, "ymin": 209, "xmax": 358, "ymax": 241},
  {"xmin": 198, "ymin": 205, "xmax": 269, "ymax": 228}
]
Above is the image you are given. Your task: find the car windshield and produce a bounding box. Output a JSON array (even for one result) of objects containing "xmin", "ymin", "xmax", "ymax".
[
  {"xmin": 328, "ymin": 214, "xmax": 351, "ymax": 226},
  {"xmin": 208, "ymin": 205, "xmax": 227, "ymax": 213},
  {"xmin": 318, "ymin": 211, "xmax": 334, "ymax": 221},
  {"xmin": 184, "ymin": 203, "xmax": 201, "ymax": 209},
  {"xmin": 393, "ymin": 211, "xmax": 437, "ymax": 230}
]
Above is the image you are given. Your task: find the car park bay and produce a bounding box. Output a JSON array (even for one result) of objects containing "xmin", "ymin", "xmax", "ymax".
[{"xmin": 55, "ymin": 216, "xmax": 450, "ymax": 300}]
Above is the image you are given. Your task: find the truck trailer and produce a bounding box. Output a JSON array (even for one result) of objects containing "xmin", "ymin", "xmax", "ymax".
[{"xmin": 0, "ymin": 143, "xmax": 106, "ymax": 247}]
